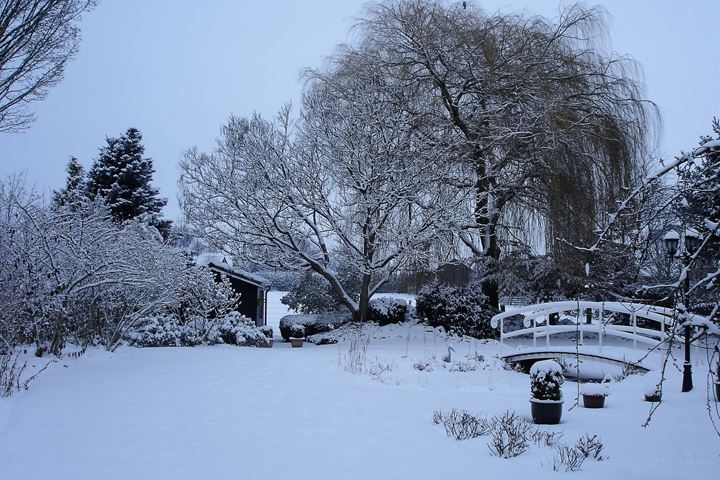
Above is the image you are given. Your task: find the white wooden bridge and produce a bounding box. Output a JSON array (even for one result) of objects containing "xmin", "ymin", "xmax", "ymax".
[{"xmin": 490, "ymin": 300, "xmax": 711, "ymax": 371}]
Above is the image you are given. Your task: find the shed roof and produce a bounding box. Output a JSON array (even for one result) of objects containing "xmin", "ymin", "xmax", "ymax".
[{"xmin": 207, "ymin": 262, "xmax": 271, "ymax": 289}]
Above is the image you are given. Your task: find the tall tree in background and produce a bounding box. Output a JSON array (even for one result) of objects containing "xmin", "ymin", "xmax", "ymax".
[
  {"xmin": 0, "ymin": 0, "xmax": 96, "ymax": 132},
  {"xmin": 356, "ymin": 1, "xmax": 659, "ymax": 307},
  {"xmin": 52, "ymin": 156, "xmax": 86, "ymax": 208},
  {"xmin": 86, "ymin": 128, "xmax": 170, "ymax": 236}
]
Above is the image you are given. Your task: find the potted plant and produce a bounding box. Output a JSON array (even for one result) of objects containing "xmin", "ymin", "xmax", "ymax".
[
  {"xmin": 644, "ymin": 383, "xmax": 662, "ymax": 403},
  {"xmin": 289, "ymin": 324, "xmax": 305, "ymax": 348},
  {"xmin": 258, "ymin": 326, "xmax": 273, "ymax": 348},
  {"xmin": 529, "ymin": 360, "xmax": 564, "ymax": 424},
  {"xmin": 580, "ymin": 383, "xmax": 609, "ymax": 408}
]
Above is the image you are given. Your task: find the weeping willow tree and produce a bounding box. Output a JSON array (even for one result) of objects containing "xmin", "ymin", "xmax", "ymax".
[{"xmin": 352, "ymin": 0, "xmax": 660, "ymax": 306}]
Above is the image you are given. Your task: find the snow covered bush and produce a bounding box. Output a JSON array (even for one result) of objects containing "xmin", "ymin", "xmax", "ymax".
[
  {"xmin": 368, "ymin": 297, "xmax": 408, "ymax": 326},
  {"xmin": 530, "ymin": 360, "xmax": 564, "ymax": 401},
  {"xmin": 289, "ymin": 324, "xmax": 306, "ymax": 339},
  {"xmin": 260, "ymin": 326, "xmax": 273, "ymax": 339},
  {"xmin": 575, "ymin": 434, "xmax": 605, "ymax": 461},
  {"xmin": 0, "ymin": 351, "xmax": 26, "ymax": 397},
  {"xmin": 279, "ymin": 313, "xmax": 351, "ymax": 340},
  {"xmin": 0, "ymin": 178, "xmax": 238, "ymax": 354},
  {"xmin": 553, "ymin": 444, "xmax": 585, "ymax": 472},
  {"xmin": 125, "ymin": 314, "xmax": 191, "ymax": 347},
  {"xmin": 125, "ymin": 312, "xmax": 269, "ymax": 348},
  {"xmin": 415, "ymin": 283, "xmax": 498, "ymax": 339},
  {"xmin": 210, "ymin": 312, "xmax": 271, "ymax": 347},
  {"xmin": 487, "ymin": 410, "xmax": 532, "ymax": 458},
  {"xmin": 432, "ymin": 409, "xmax": 491, "ymax": 440}
]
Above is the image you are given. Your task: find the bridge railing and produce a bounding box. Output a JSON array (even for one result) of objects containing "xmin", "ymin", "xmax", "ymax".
[{"xmin": 490, "ymin": 300, "xmax": 708, "ymax": 351}]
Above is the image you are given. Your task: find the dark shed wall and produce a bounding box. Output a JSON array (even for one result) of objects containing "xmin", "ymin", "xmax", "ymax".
[{"xmin": 228, "ymin": 276, "xmax": 260, "ymax": 324}]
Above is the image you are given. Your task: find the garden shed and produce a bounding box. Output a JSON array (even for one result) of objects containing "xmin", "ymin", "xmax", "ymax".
[{"xmin": 206, "ymin": 261, "xmax": 271, "ymax": 327}]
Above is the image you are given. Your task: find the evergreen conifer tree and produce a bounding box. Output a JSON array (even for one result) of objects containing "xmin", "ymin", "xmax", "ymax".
[
  {"xmin": 86, "ymin": 128, "xmax": 170, "ymax": 235},
  {"xmin": 52, "ymin": 157, "xmax": 87, "ymax": 209}
]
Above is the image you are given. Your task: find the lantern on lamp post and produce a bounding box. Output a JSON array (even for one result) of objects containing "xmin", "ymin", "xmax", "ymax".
[{"xmin": 663, "ymin": 228, "xmax": 703, "ymax": 392}]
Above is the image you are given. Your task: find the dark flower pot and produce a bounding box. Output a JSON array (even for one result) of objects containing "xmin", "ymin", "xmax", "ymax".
[
  {"xmin": 530, "ymin": 399, "xmax": 562, "ymax": 424},
  {"xmin": 290, "ymin": 338, "xmax": 304, "ymax": 348},
  {"xmin": 257, "ymin": 339, "xmax": 273, "ymax": 348},
  {"xmin": 714, "ymin": 382, "xmax": 720, "ymax": 402},
  {"xmin": 582, "ymin": 394, "xmax": 606, "ymax": 408},
  {"xmin": 644, "ymin": 393, "xmax": 661, "ymax": 402}
]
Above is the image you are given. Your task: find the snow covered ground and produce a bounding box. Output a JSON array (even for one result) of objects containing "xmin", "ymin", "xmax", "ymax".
[{"xmin": 1, "ymin": 298, "xmax": 718, "ymax": 479}]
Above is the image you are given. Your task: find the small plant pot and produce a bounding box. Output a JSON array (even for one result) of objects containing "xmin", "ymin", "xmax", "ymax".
[
  {"xmin": 582, "ymin": 394, "xmax": 606, "ymax": 409},
  {"xmin": 644, "ymin": 393, "xmax": 662, "ymax": 403},
  {"xmin": 530, "ymin": 399, "xmax": 563, "ymax": 424},
  {"xmin": 257, "ymin": 339, "xmax": 273, "ymax": 348},
  {"xmin": 290, "ymin": 338, "xmax": 304, "ymax": 348}
]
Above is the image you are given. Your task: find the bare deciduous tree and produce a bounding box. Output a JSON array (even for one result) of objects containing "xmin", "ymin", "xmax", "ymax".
[
  {"xmin": 0, "ymin": 0, "xmax": 96, "ymax": 132},
  {"xmin": 180, "ymin": 58, "xmax": 464, "ymax": 322}
]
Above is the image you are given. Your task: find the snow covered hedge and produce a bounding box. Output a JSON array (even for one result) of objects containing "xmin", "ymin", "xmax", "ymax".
[
  {"xmin": 279, "ymin": 313, "xmax": 351, "ymax": 340},
  {"xmin": 368, "ymin": 297, "xmax": 408, "ymax": 326},
  {"xmin": 125, "ymin": 311, "xmax": 270, "ymax": 348},
  {"xmin": 415, "ymin": 284, "xmax": 498, "ymax": 339}
]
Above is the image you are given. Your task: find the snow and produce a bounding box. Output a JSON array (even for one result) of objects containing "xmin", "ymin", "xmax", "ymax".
[
  {"xmin": 1, "ymin": 298, "xmax": 719, "ymax": 479},
  {"xmin": 530, "ymin": 359, "xmax": 563, "ymax": 375},
  {"xmin": 662, "ymin": 229, "xmax": 679, "ymax": 240},
  {"xmin": 580, "ymin": 383, "xmax": 610, "ymax": 397}
]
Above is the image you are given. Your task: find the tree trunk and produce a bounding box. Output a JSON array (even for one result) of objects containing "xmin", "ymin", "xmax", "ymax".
[
  {"xmin": 356, "ymin": 273, "xmax": 372, "ymax": 323},
  {"xmin": 474, "ymin": 157, "xmax": 502, "ymax": 310}
]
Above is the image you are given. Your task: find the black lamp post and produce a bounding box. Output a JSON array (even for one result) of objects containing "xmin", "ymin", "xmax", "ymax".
[{"xmin": 663, "ymin": 229, "xmax": 702, "ymax": 392}]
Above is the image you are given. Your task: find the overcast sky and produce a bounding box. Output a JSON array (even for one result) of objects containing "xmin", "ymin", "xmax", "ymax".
[{"xmin": 1, "ymin": 0, "xmax": 718, "ymax": 221}]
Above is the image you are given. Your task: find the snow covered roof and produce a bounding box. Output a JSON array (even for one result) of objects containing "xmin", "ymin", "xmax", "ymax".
[
  {"xmin": 196, "ymin": 252, "xmax": 233, "ymax": 267},
  {"xmin": 207, "ymin": 262, "xmax": 271, "ymax": 289}
]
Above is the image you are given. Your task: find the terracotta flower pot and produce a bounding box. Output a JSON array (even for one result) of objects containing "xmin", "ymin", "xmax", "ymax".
[
  {"xmin": 290, "ymin": 338, "xmax": 304, "ymax": 348},
  {"xmin": 530, "ymin": 399, "xmax": 563, "ymax": 424},
  {"xmin": 582, "ymin": 394, "xmax": 606, "ymax": 408}
]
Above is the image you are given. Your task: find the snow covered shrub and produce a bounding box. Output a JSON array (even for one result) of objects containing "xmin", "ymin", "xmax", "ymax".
[
  {"xmin": 211, "ymin": 312, "xmax": 270, "ymax": 347},
  {"xmin": 530, "ymin": 429, "xmax": 562, "ymax": 447},
  {"xmin": 279, "ymin": 313, "xmax": 351, "ymax": 340},
  {"xmin": 432, "ymin": 409, "xmax": 491, "ymax": 440},
  {"xmin": 552, "ymin": 444, "xmax": 585, "ymax": 472},
  {"xmin": 289, "ymin": 324, "xmax": 306, "ymax": 339},
  {"xmin": 261, "ymin": 326, "xmax": 273, "ymax": 339},
  {"xmin": 530, "ymin": 360, "xmax": 564, "ymax": 401},
  {"xmin": 487, "ymin": 410, "xmax": 532, "ymax": 458},
  {"xmin": 125, "ymin": 314, "xmax": 187, "ymax": 347},
  {"xmin": 0, "ymin": 351, "xmax": 26, "ymax": 397},
  {"xmin": 368, "ymin": 297, "xmax": 408, "ymax": 326},
  {"xmin": 575, "ymin": 434, "xmax": 605, "ymax": 460},
  {"xmin": 415, "ymin": 283, "xmax": 498, "ymax": 339}
]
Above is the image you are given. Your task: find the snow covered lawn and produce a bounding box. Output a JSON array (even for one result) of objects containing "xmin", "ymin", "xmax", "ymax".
[{"xmin": 1, "ymin": 322, "xmax": 718, "ymax": 479}]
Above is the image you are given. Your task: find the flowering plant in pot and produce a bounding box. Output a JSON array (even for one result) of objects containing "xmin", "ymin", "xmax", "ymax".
[
  {"xmin": 529, "ymin": 360, "xmax": 564, "ymax": 424},
  {"xmin": 580, "ymin": 383, "xmax": 609, "ymax": 408},
  {"xmin": 289, "ymin": 324, "xmax": 306, "ymax": 348}
]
